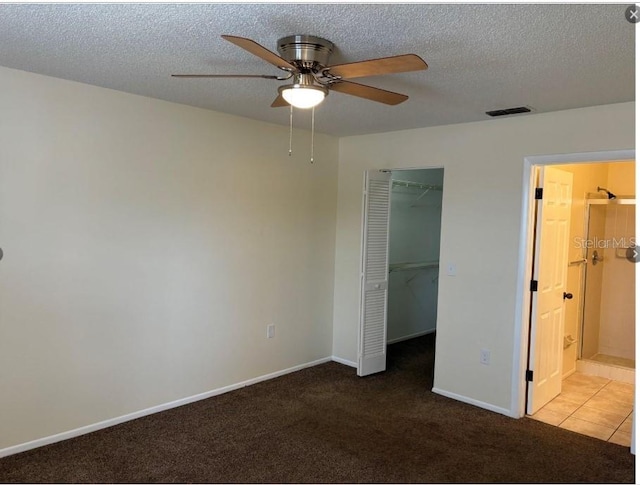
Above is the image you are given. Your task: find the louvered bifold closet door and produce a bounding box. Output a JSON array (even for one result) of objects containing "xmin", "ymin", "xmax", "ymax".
[{"xmin": 357, "ymin": 170, "xmax": 392, "ymax": 377}]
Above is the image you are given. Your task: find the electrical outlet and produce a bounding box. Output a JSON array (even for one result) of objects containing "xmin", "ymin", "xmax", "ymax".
[
  {"xmin": 267, "ymin": 324, "xmax": 275, "ymax": 339},
  {"xmin": 480, "ymin": 348, "xmax": 490, "ymax": 365}
]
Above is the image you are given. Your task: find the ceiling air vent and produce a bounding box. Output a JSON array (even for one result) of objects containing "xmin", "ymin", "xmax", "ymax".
[{"xmin": 485, "ymin": 106, "xmax": 532, "ymax": 117}]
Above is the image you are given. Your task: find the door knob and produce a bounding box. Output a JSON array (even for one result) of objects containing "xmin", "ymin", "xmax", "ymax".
[
  {"xmin": 591, "ymin": 250, "xmax": 603, "ymax": 265},
  {"xmin": 563, "ymin": 292, "xmax": 573, "ymax": 300}
]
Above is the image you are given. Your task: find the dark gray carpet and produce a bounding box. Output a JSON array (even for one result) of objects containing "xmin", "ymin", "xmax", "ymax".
[{"xmin": 0, "ymin": 334, "xmax": 635, "ymax": 483}]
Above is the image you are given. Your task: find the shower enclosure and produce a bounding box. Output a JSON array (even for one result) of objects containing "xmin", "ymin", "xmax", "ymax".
[{"xmin": 579, "ymin": 197, "xmax": 636, "ymax": 369}]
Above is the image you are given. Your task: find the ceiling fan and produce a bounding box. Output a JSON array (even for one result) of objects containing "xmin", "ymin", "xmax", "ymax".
[{"xmin": 172, "ymin": 34, "xmax": 428, "ymax": 109}]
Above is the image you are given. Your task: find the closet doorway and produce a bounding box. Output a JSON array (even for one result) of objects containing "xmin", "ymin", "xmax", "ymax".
[{"xmin": 357, "ymin": 168, "xmax": 444, "ymax": 378}]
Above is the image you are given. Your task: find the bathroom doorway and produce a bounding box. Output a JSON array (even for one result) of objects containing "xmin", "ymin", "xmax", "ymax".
[{"xmin": 523, "ymin": 157, "xmax": 635, "ymax": 447}]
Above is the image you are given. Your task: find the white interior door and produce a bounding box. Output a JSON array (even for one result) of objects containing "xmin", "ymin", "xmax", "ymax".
[
  {"xmin": 357, "ymin": 170, "xmax": 392, "ymax": 377},
  {"xmin": 527, "ymin": 167, "xmax": 573, "ymax": 414}
]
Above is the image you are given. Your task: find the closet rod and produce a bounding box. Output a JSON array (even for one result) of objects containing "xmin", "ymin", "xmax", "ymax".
[
  {"xmin": 389, "ymin": 261, "xmax": 439, "ymax": 272},
  {"xmin": 392, "ymin": 179, "xmax": 443, "ymax": 191}
]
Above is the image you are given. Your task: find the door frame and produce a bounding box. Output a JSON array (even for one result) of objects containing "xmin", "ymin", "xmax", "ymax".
[{"xmin": 512, "ymin": 149, "xmax": 635, "ymax": 418}]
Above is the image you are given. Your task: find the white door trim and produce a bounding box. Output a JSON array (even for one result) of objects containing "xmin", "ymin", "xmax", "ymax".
[{"xmin": 512, "ymin": 149, "xmax": 635, "ymax": 418}]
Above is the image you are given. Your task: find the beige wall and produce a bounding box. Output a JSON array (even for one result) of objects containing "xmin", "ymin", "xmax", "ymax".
[
  {"xmin": 333, "ymin": 102, "xmax": 634, "ymax": 414},
  {"xmin": 607, "ymin": 162, "xmax": 636, "ymax": 195},
  {"xmin": 0, "ymin": 66, "xmax": 339, "ymax": 451}
]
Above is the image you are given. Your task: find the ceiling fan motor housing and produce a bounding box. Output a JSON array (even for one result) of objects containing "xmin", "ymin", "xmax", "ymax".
[
  {"xmin": 277, "ymin": 35, "xmax": 334, "ymax": 69},
  {"xmin": 173, "ymin": 34, "xmax": 426, "ymax": 107}
]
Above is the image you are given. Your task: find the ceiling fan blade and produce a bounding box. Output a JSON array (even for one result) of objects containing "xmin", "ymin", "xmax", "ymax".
[
  {"xmin": 171, "ymin": 74, "xmax": 283, "ymax": 79},
  {"xmin": 271, "ymin": 94, "xmax": 289, "ymax": 108},
  {"xmin": 329, "ymin": 80, "xmax": 408, "ymax": 105},
  {"xmin": 221, "ymin": 35, "xmax": 296, "ymax": 71},
  {"xmin": 328, "ymin": 54, "xmax": 427, "ymax": 80}
]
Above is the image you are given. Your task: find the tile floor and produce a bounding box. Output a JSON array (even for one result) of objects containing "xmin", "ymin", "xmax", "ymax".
[{"xmin": 530, "ymin": 372, "xmax": 634, "ymax": 447}]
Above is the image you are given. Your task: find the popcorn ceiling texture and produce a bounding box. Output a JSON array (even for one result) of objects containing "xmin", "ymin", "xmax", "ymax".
[{"xmin": 0, "ymin": 3, "xmax": 633, "ymax": 136}]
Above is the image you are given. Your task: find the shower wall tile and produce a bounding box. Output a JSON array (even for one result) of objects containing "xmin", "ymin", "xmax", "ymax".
[{"xmin": 599, "ymin": 204, "xmax": 635, "ymax": 360}]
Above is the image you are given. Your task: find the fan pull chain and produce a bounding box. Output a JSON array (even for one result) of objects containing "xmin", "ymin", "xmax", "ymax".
[
  {"xmin": 288, "ymin": 104, "xmax": 293, "ymax": 156},
  {"xmin": 310, "ymin": 106, "xmax": 315, "ymax": 164}
]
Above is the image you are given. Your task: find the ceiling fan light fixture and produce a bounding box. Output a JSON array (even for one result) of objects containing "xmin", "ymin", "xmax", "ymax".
[{"xmin": 279, "ymin": 84, "xmax": 328, "ymax": 109}]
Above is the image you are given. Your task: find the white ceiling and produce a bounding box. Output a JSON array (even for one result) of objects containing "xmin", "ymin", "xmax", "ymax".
[{"xmin": 0, "ymin": 3, "xmax": 634, "ymax": 136}]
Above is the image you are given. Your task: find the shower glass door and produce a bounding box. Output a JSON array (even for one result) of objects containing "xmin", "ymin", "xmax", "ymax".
[{"xmin": 580, "ymin": 200, "xmax": 636, "ymax": 368}]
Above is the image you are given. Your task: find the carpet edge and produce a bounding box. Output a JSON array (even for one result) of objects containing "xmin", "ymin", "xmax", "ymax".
[{"xmin": 0, "ymin": 356, "xmax": 333, "ymax": 458}]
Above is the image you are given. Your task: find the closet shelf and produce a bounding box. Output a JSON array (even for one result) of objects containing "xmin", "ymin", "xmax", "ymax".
[
  {"xmin": 392, "ymin": 179, "xmax": 443, "ymax": 207},
  {"xmin": 389, "ymin": 261, "xmax": 439, "ymax": 273},
  {"xmin": 392, "ymin": 179, "xmax": 443, "ymax": 192}
]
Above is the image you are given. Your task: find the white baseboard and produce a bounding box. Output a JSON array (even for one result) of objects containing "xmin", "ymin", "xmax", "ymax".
[
  {"xmin": 432, "ymin": 387, "xmax": 515, "ymax": 418},
  {"xmin": 331, "ymin": 355, "xmax": 357, "ymax": 368},
  {"xmin": 0, "ymin": 356, "xmax": 332, "ymax": 459},
  {"xmin": 387, "ymin": 328, "xmax": 435, "ymax": 345}
]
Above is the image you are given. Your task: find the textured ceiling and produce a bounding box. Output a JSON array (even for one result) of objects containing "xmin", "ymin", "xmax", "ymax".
[{"xmin": 0, "ymin": 3, "xmax": 634, "ymax": 136}]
